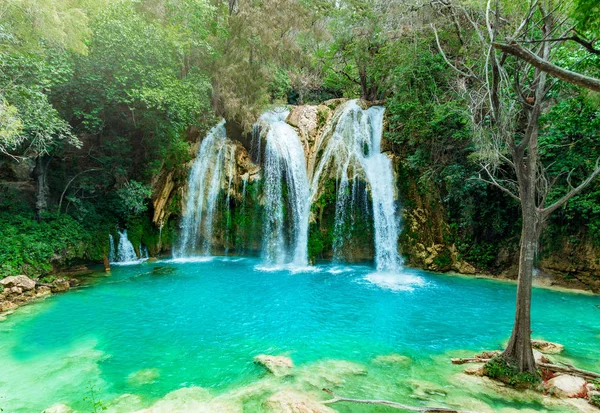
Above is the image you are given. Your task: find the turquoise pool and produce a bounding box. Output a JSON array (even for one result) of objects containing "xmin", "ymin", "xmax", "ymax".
[{"xmin": 1, "ymin": 258, "xmax": 598, "ymax": 412}]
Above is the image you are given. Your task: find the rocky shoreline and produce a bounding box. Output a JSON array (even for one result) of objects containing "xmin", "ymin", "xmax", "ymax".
[{"xmin": 0, "ymin": 266, "xmax": 92, "ymax": 315}]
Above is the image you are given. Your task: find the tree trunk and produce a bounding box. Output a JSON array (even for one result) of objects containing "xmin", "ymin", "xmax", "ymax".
[
  {"xmin": 34, "ymin": 155, "xmax": 50, "ymax": 221},
  {"xmin": 502, "ymin": 200, "xmax": 539, "ymax": 373}
]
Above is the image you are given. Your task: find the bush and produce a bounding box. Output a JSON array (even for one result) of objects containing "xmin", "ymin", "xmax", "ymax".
[{"xmin": 484, "ymin": 356, "xmax": 540, "ymax": 388}]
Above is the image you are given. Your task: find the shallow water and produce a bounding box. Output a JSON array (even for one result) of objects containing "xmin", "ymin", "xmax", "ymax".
[{"xmin": 0, "ymin": 258, "xmax": 598, "ymax": 412}]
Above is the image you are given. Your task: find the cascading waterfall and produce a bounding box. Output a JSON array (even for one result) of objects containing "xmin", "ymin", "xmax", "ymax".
[
  {"xmin": 310, "ymin": 100, "xmax": 401, "ymax": 272},
  {"xmin": 177, "ymin": 121, "xmax": 229, "ymax": 257},
  {"xmin": 175, "ymin": 101, "xmax": 400, "ymax": 271},
  {"xmin": 260, "ymin": 110, "xmax": 311, "ymax": 266},
  {"xmin": 115, "ymin": 230, "xmax": 138, "ymax": 263}
]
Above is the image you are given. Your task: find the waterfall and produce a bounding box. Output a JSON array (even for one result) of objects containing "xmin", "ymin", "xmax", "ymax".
[
  {"xmin": 115, "ymin": 230, "xmax": 138, "ymax": 263},
  {"xmin": 260, "ymin": 110, "xmax": 310, "ymax": 266},
  {"xmin": 109, "ymin": 234, "xmax": 115, "ymax": 263},
  {"xmin": 177, "ymin": 121, "xmax": 229, "ymax": 257},
  {"xmin": 310, "ymin": 100, "xmax": 401, "ymax": 272},
  {"xmin": 224, "ymin": 145, "xmax": 236, "ymax": 252}
]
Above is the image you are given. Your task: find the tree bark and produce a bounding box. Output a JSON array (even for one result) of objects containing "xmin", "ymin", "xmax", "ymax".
[
  {"xmin": 492, "ymin": 42, "xmax": 600, "ymax": 92},
  {"xmin": 502, "ymin": 205, "xmax": 538, "ymax": 373},
  {"xmin": 33, "ymin": 155, "xmax": 50, "ymax": 221}
]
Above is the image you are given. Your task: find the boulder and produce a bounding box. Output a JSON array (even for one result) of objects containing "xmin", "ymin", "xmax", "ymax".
[
  {"xmin": 41, "ymin": 403, "xmax": 73, "ymax": 413},
  {"xmin": 544, "ymin": 374, "xmax": 586, "ymax": 397},
  {"xmin": 51, "ymin": 278, "xmax": 70, "ymax": 293},
  {"xmin": 532, "ymin": 340, "xmax": 564, "ymax": 354},
  {"xmin": 265, "ymin": 390, "xmax": 335, "ymax": 413},
  {"xmin": 254, "ymin": 355, "xmax": 294, "ymax": 377},
  {"xmin": 1, "ymin": 275, "xmax": 36, "ymax": 291}
]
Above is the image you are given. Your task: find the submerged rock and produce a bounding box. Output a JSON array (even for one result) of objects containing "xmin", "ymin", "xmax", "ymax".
[
  {"xmin": 372, "ymin": 353, "xmax": 412, "ymax": 365},
  {"xmin": 41, "ymin": 403, "xmax": 73, "ymax": 413},
  {"xmin": 254, "ymin": 355, "xmax": 294, "ymax": 377},
  {"xmin": 531, "ymin": 340, "xmax": 564, "ymax": 354},
  {"xmin": 1, "ymin": 275, "xmax": 36, "ymax": 291},
  {"xmin": 296, "ymin": 360, "xmax": 367, "ymax": 388},
  {"xmin": 127, "ymin": 368, "xmax": 160, "ymax": 385},
  {"xmin": 264, "ymin": 390, "xmax": 335, "ymax": 413},
  {"xmin": 544, "ymin": 374, "xmax": 586, "ymax": 398},
  {"xmin": 132, "ymin": 386, "xmax": 242, "ymax": 413}
]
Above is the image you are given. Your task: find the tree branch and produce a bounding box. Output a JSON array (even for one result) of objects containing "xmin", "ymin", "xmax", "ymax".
[
  {"xmin": 321, "ymin": 389, "xmax": 482, "ymax": 413},
  {"xmin": 542, "ymin": 158, "xmax": 600, "ymax": 217},
  {"xmin": 58, "ymin": 168, "xmax": 103, "ymax": 214},
  {"xmin": 492, "ymin": 42, "xmax": 600, "ymax": 92},
  {"xmin": 476, "ymin": 164, "xmax": 521, "ymax": 202}
]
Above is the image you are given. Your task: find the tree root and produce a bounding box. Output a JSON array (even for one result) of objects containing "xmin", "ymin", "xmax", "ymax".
[
  {"xmin": 450, "ymin": 357, "xmax": 600, "ymax": 380},
  {"xmin": 321, "ymin": 388, "xmax": 483, "ymax": 413}
]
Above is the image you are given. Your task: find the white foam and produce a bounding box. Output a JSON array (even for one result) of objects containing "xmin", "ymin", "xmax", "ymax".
[
  {"xmin": 364, "ymin": 271, "xmax": 426, "ymax": 292},
  {"xmin": 163, "ymin": 256, "xmax": 215, "ymax": 264}
]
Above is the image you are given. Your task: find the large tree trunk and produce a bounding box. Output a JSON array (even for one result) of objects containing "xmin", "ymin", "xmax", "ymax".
[
  {"xmin": 34, "ymin": 155, "xmax": 50, "ymax": 221},
  {"xmin": 502, "ymin": 200, "xmax": 539, "ymax": 373}
]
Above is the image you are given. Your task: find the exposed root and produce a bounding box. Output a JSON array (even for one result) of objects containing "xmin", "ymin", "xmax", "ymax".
[{"xmin": 321, "ymin": 388, "xmax": 483, "ymax": 413}]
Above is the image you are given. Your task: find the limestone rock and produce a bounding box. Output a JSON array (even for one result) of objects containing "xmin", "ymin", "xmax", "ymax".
[
  {"xmin": 544, "ymin": 374, "xmax": 586, "ymax": 397},
  {"xmin": 41, "ymin": 403, "xmax": 73, "ymax": 413},
  {"xmin": 1, "ymin": 275, "xmax": 36, "ymax": 291},
  {"xmin": 254, "ymin": 355, "xmax": 294, "ymax": 377},
  {"xmin": 51, "ymin": 278, "xmax": 70, "ymax": 293},
  {"xmin": 36, "ymin": 286, "xmax": 52, "ymax": 297},
  {"xmin": 531, "ymin": 340, "xmax": 564, "ymax": 354},
  {"xmin": 264, "ymin": 390, "xmax": 335, "ymax": 413},
  {"xmin": 0, "ymin": 300, "xmax": 17, "ymax": 312},
  {"xmin": 533, "ymin": 349, "xmax": 552, "ymax": 364},
  {"xmin": 455, "ymin": 260, "xmax": 477, "ymax": 275},
  {"xmin": 465, "ymin": 366, "xmax": 486, "ymax": 376}
]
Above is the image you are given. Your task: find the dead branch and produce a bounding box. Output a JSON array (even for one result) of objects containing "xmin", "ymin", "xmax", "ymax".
[
  {"xmin": 542, "ymin": 157, "xmax": 600, "ymax": 216},
  {"xmin": 451, "ymin": 357, "xmax": 491, "ymax": 365},
  {"xmin": 538, "ymin": 362, "xmax": 600, "ymax": 380},
  {"xmin": 321, "ymin": 389, "xmax": 482, "ymax": 413},
  {"xmin": 492, "ymin": 42, "xmax": 600, "ymax": 92}
]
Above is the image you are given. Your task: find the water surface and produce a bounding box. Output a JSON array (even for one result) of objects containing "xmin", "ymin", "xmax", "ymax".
[{"xmin": 1, "ymin": 258, "xmax": 598, "ymax": 412}]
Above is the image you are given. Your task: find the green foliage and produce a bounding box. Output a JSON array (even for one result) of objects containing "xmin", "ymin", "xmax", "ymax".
[
  {"xmin": 0, "ymin": 211, "xmax": 98, "ymax": 277},
  {"xmin": 116, "ymin": 181, "xmax": 152, "ymax": 217},
  {"xmin": 572, "ymin": 0, "xmax": 600, "ymax": 33},
  {"xmin": 83, "ymin": 383, "xmax": 107, "ymax": 413},
  {"xmin": 484, "ymin": 356, "xmax": 540, "ymax": 388}
]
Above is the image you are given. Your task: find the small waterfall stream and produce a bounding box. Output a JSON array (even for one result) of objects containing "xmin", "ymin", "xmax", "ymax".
[
  {"xmin": 109, "ymin": 230, "xmax": 139, "ymax": 264},
  {"xmin": 260, "ymin": 110, "xmax": 311, "ymax": 266},
  {"xmin": 310, "ymin": 100, "xmax": 401, "ymax": 272},
  {"xmin": 177, "ymin": 121, "xmax": 228, "ymax": 257}
]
